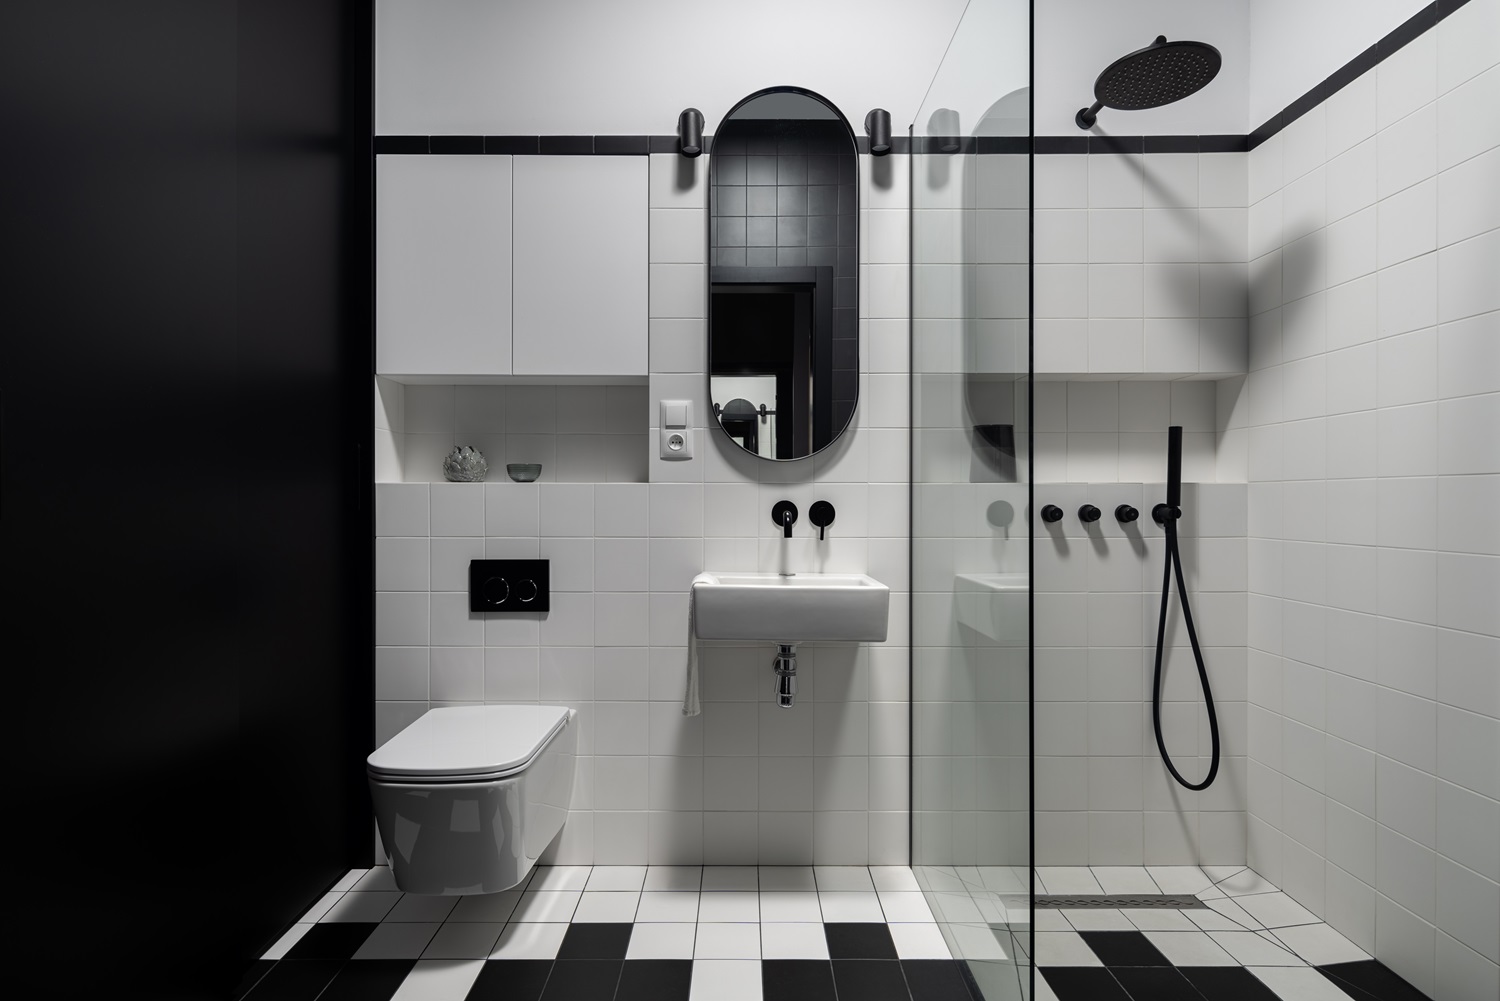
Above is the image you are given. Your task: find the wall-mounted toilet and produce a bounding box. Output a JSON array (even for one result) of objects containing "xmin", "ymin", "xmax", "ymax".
[{"xmin": 368, "ymin": 704, "xmax": 576, "ymax": 895}]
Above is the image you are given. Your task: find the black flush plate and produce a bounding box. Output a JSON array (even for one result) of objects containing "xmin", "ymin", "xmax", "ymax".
[{"xmin": 469, "ymin": 559, "xmax": 549, "ymax": 613}]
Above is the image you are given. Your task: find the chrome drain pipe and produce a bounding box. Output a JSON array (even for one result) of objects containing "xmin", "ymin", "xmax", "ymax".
[{"xmin": 773, "ymin": 644, "xmax": 797, "ymax": 707}]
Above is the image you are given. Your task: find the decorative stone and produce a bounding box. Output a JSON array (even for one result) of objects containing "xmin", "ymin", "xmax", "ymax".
[{"xmin": 442, "ymin": 444, "xmax": 488, "ymax": 482}]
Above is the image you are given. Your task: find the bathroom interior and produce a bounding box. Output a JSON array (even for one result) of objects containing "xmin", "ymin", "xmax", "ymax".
[{"xmin": 7, "ymin": 1, "xmax": 1495, "ymax": 999}]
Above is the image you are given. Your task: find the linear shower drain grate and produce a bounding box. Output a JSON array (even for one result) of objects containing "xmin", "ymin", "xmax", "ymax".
[{"xmin": 1035, "ymin": 894, "xmax": 1207, "ymax": 909}]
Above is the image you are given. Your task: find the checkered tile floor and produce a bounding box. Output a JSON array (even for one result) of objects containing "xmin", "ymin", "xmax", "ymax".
[
  {"xmin": 1033, "ymin": 865, "xmax": 1434, "ymax": 1001},
  {"xmin": 237, "ymin": 865, "xmax": 980, "ymax": 1000}
]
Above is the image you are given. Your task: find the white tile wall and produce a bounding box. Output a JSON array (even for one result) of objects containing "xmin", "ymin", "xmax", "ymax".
[
  {"xmin": 1238, "ymin": 3, "xmax": 1500, "ymax": 994},
  {"xmin": 374, "ymin": 152, "xmax": 911, "ymax": 866},
  {"xmin": 1032, "ymin": 153, "xmax": 1249, "ymax": 378}
]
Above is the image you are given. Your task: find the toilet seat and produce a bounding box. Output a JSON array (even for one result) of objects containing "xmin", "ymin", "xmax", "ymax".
[{"xmin": 367, "ymin": 704, "xmax": 571, "ymax": 784}]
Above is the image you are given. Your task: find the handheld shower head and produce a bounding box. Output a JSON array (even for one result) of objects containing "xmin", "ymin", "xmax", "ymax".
[{"xmin": 1076, "ymin": 35, "xmax": 1222, "ymax": 129}]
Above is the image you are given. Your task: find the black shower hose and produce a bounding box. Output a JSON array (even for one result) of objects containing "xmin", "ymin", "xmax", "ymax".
[{"xmin": 1152, "ymin": 511, "xmax": 1220, "ymax": 791}]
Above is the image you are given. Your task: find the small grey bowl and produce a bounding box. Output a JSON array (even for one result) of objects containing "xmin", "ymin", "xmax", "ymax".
[{"xmin": 506, "ymin": 463, "xmax": 542, "ymax": 483}]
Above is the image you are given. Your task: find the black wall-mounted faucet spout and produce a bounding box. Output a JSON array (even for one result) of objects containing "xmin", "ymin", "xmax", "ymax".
[{"xmin": 771, "ymin": 501, "xmax": 798, "ymax": 538}]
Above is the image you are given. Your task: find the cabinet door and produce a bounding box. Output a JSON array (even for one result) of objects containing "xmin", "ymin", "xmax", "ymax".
[
  {"xmin": 376, "ymin": 154, "xmax": 512, "ymax": 375},
  {"xmin": 512, "ymin": 156, "xmax": 648, "ymax": 376}
]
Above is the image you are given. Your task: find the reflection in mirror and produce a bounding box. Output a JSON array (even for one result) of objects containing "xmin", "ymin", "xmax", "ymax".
[{"xmin": 709, "ymin": 88, "xmax": 858, "ymax": 461}]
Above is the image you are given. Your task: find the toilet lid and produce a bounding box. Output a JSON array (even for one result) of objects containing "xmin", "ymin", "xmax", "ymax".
[{"xmin": 367, "ymin": 705, "xmax": 571, "ymax": 781}]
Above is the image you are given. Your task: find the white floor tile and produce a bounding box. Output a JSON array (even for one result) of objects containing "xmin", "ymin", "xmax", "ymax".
[
  {"xmin": 488, "ymin": 922, "xmax": 567, "ymax": 960},
  {"xmin": 1185, "ymin": 907, "xmax": 1249, "ymax": 931},
  {"xmin": 819, "ymin": 891, "xmax": 885, "ymax": 922},
  {"xmin": 637, "ymin": 891, "xmax": 701, "ymax": 922},
  {"xmin": 644, "ymin": 865, "xmax": 703, "ymax": 891},
  {"xmin": 698, "ymin": 891, "xmax": 759, "ymax": 922},
  {"xmin": 353, "ymin": 922, "xmax": 442, "ymax": 960},
  {"xmin": 694, "ymin": 922, "xmax": 761, "ymax": 959},
  {"xmin": 701, "ymin": 866, "xmax": 758, "ymax": 890},
  {"xmin": 928, "ymin": 892, "xmax": 985, "ymax": 923},
  {"xmin": 1034, "ymin": 930, "xmax": 1103, "ymax": 967},
  {"xmin": 526, "ymin": 865, "xmax": 592, "ymax": 891},
  {"xmin": 979, "ymin": 867, "xmax": 1030, "ymax": 893},
  {"xmin": 870, "ymin": 866, "xmax": 923, "ymax": 892},
  {"xmin": 761, "ymin": 922, "xmax": 830, "ymax": 959},
  {"xmin": 260, "ymin": 923, "xmax": 313, "ymax": 960},
  {"xmin": 1202, "ymin": 865, "xmax": 1248, "ymax": 881},
  {"xmin": 421, "ymin": 922, "xmax": 504, "ymax": 959},
  {"xmin": 1035, "ymin": 867, "xmax": 1105, "ymax": 895},
  {"xmin": 510, "ymin": 890, "xmax": 581, "ymax": 922},
  {"xmin": 757, "ymin": 866, "xmax": 816, "ymax": 891},
  {"xmin": 389, "ymin": 960, "xmax": 484, "ymax": 1001},
  {"xmin": 1091, "ymin": 866, "xmax": 1161, "ymax": 894},
  {"xmin": 1035, "ymin": 909, "xmax": 1072, "ymax": 931},
  {"xmin": 1120, "ymin": 908, "xmax": 1196, "ymax": 931},
  {"xmin": 297, "ymin": 891, "xmax": 345, "ymax": 923},
  {"xmin": 878, "ymin": 891, "xmax": 937, "ymax": 922},
  {"xmin": 446, "ymin": 891, "xmax": 521, "ymax": 923},
  {"xmin": 889, "ymin": 923, "xmax": 952, "ymax": 960},
  {"xmin": 1142, "ymin": 930, "xmax": 1239, "ymax": 966},
  {"xmin": 1235, "ymin": 892, "xmax": 1320, "ymax": 929},
  {"xmin": 352, "ymin": 867, "xmax": 400, "ymax": 892},
  {"xmin": 1216, "ymin": 869, "xmax": 1279, "ymax": 897},
  {"xmin": 690, "ymin": 960, "xmax": 762, "ymax": 1001},
  {"xmin": 1209, "ymin": 931, "xmax": 1307, "ymax": 966},
  {"xmin": 584, "ymin": 865, "xmax": 647, "ymax": 891},
  {"xmin": 1251, "ymin": 966, "xmax": 1360, "ymax": 1000},
  {"xmin": 572, "ymin": 891, "xmax": 641, "ymax": 922},
  {"xmin": 625, "ymin": 922, "xmax": 697, "ymax": 960},
  {"xmin": 948, "ymin": 923, "xmax": 1012, "ymax": 961},
  {"xmin": 814, "ymin": 866, "xmax": 876, "ymax": 891},
  {"xmin": 1273, "ymin": 923, "xmax": 1370, "ymax": 965},
  {"xmin": 385, "ymin": 893, "xmax": 459, "ymax": 923},
  {"xmin": 321, "ymin": 891, "xmax": 402, "ymax": 923},
  {"xmin": 331, "ymin": 869, "xmax": 367, "ymax": 892},
  {"xmin": 1205, "ymin": 896, "xmax": 1265, "ymax": 929},
  {"xmin": 759, "ymin": 891, "xmax": 823, "ymax": 922},
  {"xmin": 1065, "ymin": 908, "xmax": 1134, "ymax": 931},
  {"xmin": 1147, "ymin": 866, "xmax": 1215, "ymax": 895}
]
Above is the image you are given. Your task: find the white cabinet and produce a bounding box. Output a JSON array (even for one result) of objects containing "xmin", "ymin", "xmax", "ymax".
[
  {"xmin": 511, "ymin": 156, "xmax": 648, "ymax": 376},
  {"xmin": 376, "ymin": 155, "xmax": 513, "ymax": 376}
]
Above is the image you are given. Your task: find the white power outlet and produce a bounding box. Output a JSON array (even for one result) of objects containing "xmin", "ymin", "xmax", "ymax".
[{"xmin": 659, "ymin": 399, "xmax": 693, "ymax": 459}]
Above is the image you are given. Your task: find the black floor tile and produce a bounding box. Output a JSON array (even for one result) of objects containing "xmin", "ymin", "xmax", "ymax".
[
  {"xmin": 240, "ymin": 960, "xmax": 343, "ymax": 1001},
  {"xmin": 234, "ymin": 961, "xmax": 275, "ymax": 999},
  {"xmin": 761, "ymin": 960, "xmax": 838, "ymax": 1000},
  {"xmin": 282, "ymin": 924, "xmax": 379, "ymax": 961},
  {"xmin": 538, "ymin": 960, "xmax": 621, "ymax": 1001},
  {"xmin": 831, "ymin": 959, "xmax": 911, "ymax": 1001},
  {"xmin": 1319, "ymin": 960, "xmax": 1434, "ymax": 1001},
  {"xmin": 1111, "ymin": 966, "xmax": 1206, "ymax": 1001},
  {"xmin": 615, "ymin": 959, "xmax": 692, "ymax": 1001},
  {"xmin": 465, "ymin": 959, "xmax": 553, "ymax": 1001},
  {"xmin": 556, "ymin": 923, "xmax": 633, "ymax": 960},
  {"xmin": 1078, "ymin": 932, "xmax": 1172, "ymax": 967},
  {"xmin": 1040, "ymin": 968, "xmax": 1132, "ymax": 1001},
  {"xmin": 825, "ymin": 923, "xmax": 899, "ymax": 959},
  {"xmin": 318, "ymin": 960, "xmax": 416, "ymax": 1001},
  {"xmin": 902, "ymin": 960, "xmax": 975, "ymax": 1001},
  {"xmin": 1179, "ymin": 966, "xmax": 1283, "ymax": 1001}
]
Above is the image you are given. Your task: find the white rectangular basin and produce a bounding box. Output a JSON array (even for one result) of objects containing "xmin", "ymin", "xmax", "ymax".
[
  {"xmin": 954, "ymin": 572, "xmax": 1028, "ymax": 643},
  {"xmin": 691, "ymin": 571, "xmax": 890, "ymax": 643}
]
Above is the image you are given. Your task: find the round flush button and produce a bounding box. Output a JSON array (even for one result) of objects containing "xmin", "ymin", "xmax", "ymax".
[
  {"xmin": 515, "ymin": 578, "xmax": 539, "ymax": 603},
  {"xmin": 482, "ymin": 577, "xmax": 509, "ymax": 605}
]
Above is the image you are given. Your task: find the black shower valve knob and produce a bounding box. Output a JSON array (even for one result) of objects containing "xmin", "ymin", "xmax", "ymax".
[
  {"xmin": 1078, "ymin": 504, "xmax": 1102, "ymax": 524},
  {"xmin": 1115, "ymin": 504, "xmax": 1139, "ymax": 524},
  {"xmin": 1040, "ymin": 504, "xmax": 1065, "ymax": 524}
]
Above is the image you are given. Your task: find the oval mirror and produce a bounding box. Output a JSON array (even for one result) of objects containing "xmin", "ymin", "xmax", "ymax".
[{"xmin": 708, "ymin": 87, "xmax": 859, "ymax": 461}]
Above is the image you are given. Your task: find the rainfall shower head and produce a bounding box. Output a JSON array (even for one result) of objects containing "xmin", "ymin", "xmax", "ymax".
[{"xmin": 1076, "ymin": 35, "xmax": 1222, "ymax": 129}]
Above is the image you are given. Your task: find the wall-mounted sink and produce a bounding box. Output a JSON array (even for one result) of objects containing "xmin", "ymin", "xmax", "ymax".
[{"xmin": 691, "ymin": 571, "xmax": 890, "ymax": 644}]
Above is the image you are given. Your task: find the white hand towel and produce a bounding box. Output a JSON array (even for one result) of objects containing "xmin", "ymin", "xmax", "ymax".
[{"xmin": 682, "ymin": 581, "xmax": 701, "ymax": 716}]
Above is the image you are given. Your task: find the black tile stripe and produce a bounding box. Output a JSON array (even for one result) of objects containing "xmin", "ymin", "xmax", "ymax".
[
  {"xmin": 316, "ymin": 959, "xmax": 416, "ymax": 1001},
  {"xmin": 281, "ymin": 922, "xmax": 377, "ymax": 961},
  {"xmin": 1319, "ymin": 959, "xmax": 1435, "ymax": 1001}
]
